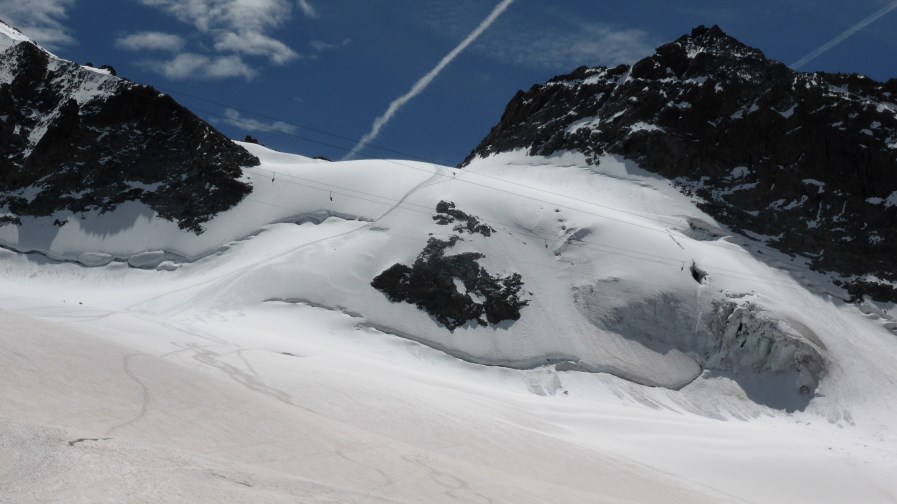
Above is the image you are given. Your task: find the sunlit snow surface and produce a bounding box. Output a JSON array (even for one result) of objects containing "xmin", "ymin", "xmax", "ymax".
[{"xmin": 2, "ymin": 144, "xmax": 897, "ymax": 503}]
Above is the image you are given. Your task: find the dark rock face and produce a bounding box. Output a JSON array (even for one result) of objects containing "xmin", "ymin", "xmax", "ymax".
[
  {"xmin": 845, "ymin": 279, "xmax": 897, "ymax": 303},
  {"xmin": 371, "ymin": 235, "xmax": 529, "ymax": 331},
  {"xmin": 0, "ymin": 40, "xmax": 258, "ymax": 233},
  {"xmin": 463, "ymin": 25, "xmax": 897, "ymax": 298},
  {"xmin": 433, "ymin": 200, "xmax": 495, "ymax": 237}
]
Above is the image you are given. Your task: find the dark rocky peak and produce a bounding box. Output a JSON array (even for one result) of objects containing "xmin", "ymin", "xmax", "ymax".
[
  {"xmin": 673, "ymin": 25, "xmax": 763, "ymax": 64},
  {"xmin": 635, "ymin": 25, "xmax": 782, "ymax": 84},
  {"xmin": 0, "ymin": 22, "xmax": 258, "ymax": 233},
  {"xmin": 463, "ymin": 26, "xmax": 897, "ymax": 301}
]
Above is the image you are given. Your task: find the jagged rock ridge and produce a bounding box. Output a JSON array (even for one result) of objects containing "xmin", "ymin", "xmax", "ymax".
[
  {"xmin": 433, "ymin": 200, "xmax": 495, "ymax": 237},
  {"xmin": 0, "ymin": 26, "xmax": 258, "ymax": 233},
  {"xmin": 463, "ymin": 25, "xmax": 897, "ymax": 299},
  {"xmin": 371, "ymin": 235, "xmax": 529, "ymax": 330},
  {"xmin": 372, "ymin": 202, "xmax": 528, "ymax": 331}
]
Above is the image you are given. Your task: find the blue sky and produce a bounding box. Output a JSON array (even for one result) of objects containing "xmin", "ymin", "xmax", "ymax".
[{"xmin": 2, "ymin": 0, "xmax": 896, "ymax": 165}]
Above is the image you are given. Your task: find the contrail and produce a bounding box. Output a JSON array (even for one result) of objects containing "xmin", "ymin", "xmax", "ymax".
[
  {"xmin": 792, "ymin": 0, "xmax": 897, "ymax": 69},
  {"xmin": 344, "ymin": 0, "xmax": 514, "ymax": 160}
]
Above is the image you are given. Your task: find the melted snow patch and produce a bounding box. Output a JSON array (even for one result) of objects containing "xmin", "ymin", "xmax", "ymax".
[
  {"xmin": 776, "ymin": 104, "xmax": 797, "ymax": 118},
  {"xmin": 783, "ymin": 195, "xmax": 808, "ymax": 210},
  {"xmin": 802, "ymin": 179, "xmax": 825, "ymax": 194},
  {"xmin": 629, "ymin": 122, "xmax": 664, "ymax": 133},
  {"xmin": 565, "ymin": 116, "xmax": 601, "ymax": 134},
  {"xmin": 729, "ymin": 166, "xmax": 749, "ymax": 179},
  {"xmin": 867, "ymin": 192, "xmax": 897, "ymax": 207},
  {"xmin": 886, "ymin": 191, "xmax": 897, "ymax": 208},
  {"xmin": 731, "ymin": 103, "xmax": 760, "ymax": 120},
  {"xmin": 81, "ymin": 64, "xmax": 113, "ymax": 75}
]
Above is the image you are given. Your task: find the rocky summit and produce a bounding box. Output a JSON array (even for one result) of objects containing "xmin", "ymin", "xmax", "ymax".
[
  {"xmin": 464, "ymin": 25, "xmax": 897, "ymax": 301},
  {"xmin": 0, "ymin": 28, "xmax": 258, "ymax": 233}
]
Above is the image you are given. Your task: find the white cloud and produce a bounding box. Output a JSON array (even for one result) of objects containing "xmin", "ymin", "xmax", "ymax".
[
  {"xmin": 0, "ymin": 0, "xmax": 75, "ymax": 49},
  {"xmin": 147, "ymin": 53, "xmax": 257, "ymax": 80},
  {"xmin": 138, "ymin": 0, "xmax": 308, "ymax": 64},
  {"xmin": 309, "ymin": 39, "xmax": 350, "ymax": 52},
  {"xmin": 214, "ymin": 31, "xmax": 297, "ymax": 64},
  {"xmin": 221, "ymin": 108, "xmax": 298, "ymax": 134},
  {"xmin": 306, "ymin": 38, "xmax": 351, "ymax": 60},
  {"xmin": 419, "ymin": 3, "xmax": 655, "ymax": 70},
  {"xmin": 139, "ymin": 0, "xmax": 287, "ymax": 32},
  {"xmin": 132, "ymin": 0, "xmax": 324, "ymax": 78},
  {"xmin": 116, "ymin": 31, "xmax": 185, "ymax": 52},
  {"xmin": 482, "ymin": 22, "xmax": 656, "ymax": 69},
  {"xmin": 297, "ymin": 0, "xmax": 316, "ymax": 18}
]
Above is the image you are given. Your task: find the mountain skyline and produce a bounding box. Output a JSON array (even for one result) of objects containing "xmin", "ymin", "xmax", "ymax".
[
  {"xmin": 2, "ymin": 0, "xmax": 896, "ymax": 165},
  {"xmin": 2, "ymin": 10, "xmax": 897, "ymax": 503}
]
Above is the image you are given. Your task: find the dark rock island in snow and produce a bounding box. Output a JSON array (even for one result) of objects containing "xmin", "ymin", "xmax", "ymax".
[
  {"xmin": 372, "ymin": 235, "xmax": 528, "ymax": 331},
  {"xmin": 432, "ymin": 200, "xmax": 495, "ymax": 237}
]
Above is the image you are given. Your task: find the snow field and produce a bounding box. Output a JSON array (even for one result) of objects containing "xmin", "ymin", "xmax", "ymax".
[{"xmin": 1, "ymin": 144, "xmax": 896, "ymax": 502}]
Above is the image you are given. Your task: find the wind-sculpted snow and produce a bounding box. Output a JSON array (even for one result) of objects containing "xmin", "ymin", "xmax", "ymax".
[
  {"xmin": 2, "ymin": 144, "xmax": 897, "ymax": 502},
  {"xmin": 0, "ymin": 141, "xmax": 852, "ymax": 404},
  {"xmin": 0, "ymin": 143, "xmax": 389, "ymax": 265},
  {"xmin": 0, "ymin": 123, "xmax": 861, "ymax": 419},
  {"xmin": 575, "ymin": 282, "xmax": 828, "ymax": 410}
]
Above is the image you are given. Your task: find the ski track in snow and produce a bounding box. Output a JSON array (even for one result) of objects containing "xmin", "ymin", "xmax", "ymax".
[{"xmin": 103, "ymin": 354, "xmax": 152, "ymax": 436}]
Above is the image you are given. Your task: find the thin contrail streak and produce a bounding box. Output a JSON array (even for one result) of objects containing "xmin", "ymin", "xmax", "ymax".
[
  {"xmin": 792, "ymin": 0, "xmax": 897, "ymax": 69},
  {"xmin": 344, "ymin": 0, "xmax": 514, "ymax": 160}
]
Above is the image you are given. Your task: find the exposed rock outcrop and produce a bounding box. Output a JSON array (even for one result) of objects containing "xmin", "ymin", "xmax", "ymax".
[
  {"xmin": 371, "ymin": 235, "xmax": 529, "ymax": 331},
  {"xmin": 433, "ymin": 200, "xmax": 495, "ymax": 237},
  {"xmin": 0, "ymin": 32, "xmax": 258, "ymax": 233},
  {"xmin": 464, "ymin": 25, "xmax": 897, "ymax": 299}
]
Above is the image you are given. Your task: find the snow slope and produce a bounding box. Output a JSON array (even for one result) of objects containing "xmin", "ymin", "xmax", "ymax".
[
  {"xmin": 0, "ymin": 21, "xmax": 32, "ymax": 52},
  {"xmin": 2, "ymin": 144, "xmax": 897, "ymax": 503}
]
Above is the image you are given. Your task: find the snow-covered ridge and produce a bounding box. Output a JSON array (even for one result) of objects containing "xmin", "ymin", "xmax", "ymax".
[
  {"xmin": 0, "ymin": 19, "xmax": 33, "ymax": 52},
  {"xmin": 0, "ymin": 22, "xmax": 140, "ymax": 153},
  {"xmin": 2, "ymin": 142, "xmax": 897, "ymax": 503},
  {"xmin": 0, "ymin": 143, "xmax": 859, "ymax": 408},
  {"xmin": 0, "ymin": 143, "xmax": 426, "ymax": 264}
]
